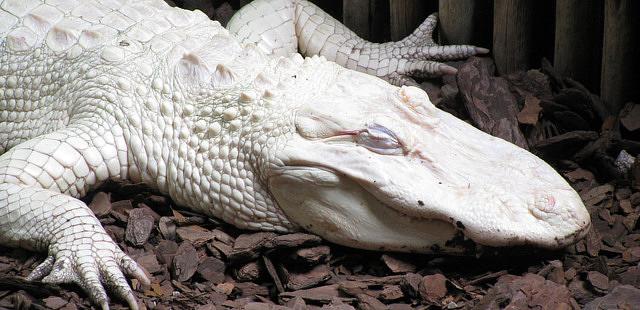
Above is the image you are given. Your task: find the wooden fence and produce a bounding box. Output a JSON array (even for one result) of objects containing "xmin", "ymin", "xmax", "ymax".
[{"xmin": 283, "ymin": 0, "xmax": 638, "ymax": 116}]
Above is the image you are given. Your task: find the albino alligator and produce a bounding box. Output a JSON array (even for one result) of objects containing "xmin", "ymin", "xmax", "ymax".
[{"xmin": 0, "ymin": 0, "xmax": 590, "ymax": 308}]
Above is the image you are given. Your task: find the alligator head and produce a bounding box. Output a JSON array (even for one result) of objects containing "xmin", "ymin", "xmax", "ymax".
[{"xmin": 266, "ymin": 57, "xmax": 591, "ymax": 253}]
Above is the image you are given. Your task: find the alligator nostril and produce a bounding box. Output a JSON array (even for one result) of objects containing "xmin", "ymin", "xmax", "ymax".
[
  {"xmin": 535, "ymin": 194, "xmax": 556, "ymax": 213},
  {"xmin": 546, "ymin": 195, "xmax": 555, "ymax": 210}
]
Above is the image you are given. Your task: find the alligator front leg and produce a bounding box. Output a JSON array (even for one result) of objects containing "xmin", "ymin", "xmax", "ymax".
[
  {"xmin": 227, "ymin": 0, "xmax": 489, "ymax": 85},
  {"xmin": 0, "ymin": 125, "xmax": 149, "ymax": 309}
]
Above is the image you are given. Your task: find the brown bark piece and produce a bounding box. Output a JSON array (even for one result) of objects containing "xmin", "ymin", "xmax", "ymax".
[
  {"xmin": 155, "ymin": 239, "xmax": 179, "ymax": 265},
  {"xmin": 236, "ymin": 261, "xmax": 264, "ymax": 282},
  {"xmin": 621, "ymin": 103, "xmax": 640, "ymax": 132},
  {"xmin": 291, "ymin": 246, "xmax": 330, "ymax": 265},
  {"xmin": 172, "ymin": 242, "xmax": 199, "ymax": 282},
  {"xmin": 457, "ymin": 57, "xmax": 529, "ymax": 149},
  {"xmin": 135, "ymin": 253, "xmax": 163, "ymax": 274},
  {"xmin": 379, "ymin": 285, "xmax": 404, "ymax": 302},
  {"xmin": 196, "ymin": 257, "xmax": 226, "ymax": 284},
  {"xmin": 584, "ymin": 285, "xmax": 640, "ymax": 310},
  {"xmin": 125, "ymin": 208, "xmax": 155, "ymax": 246},
  {"xmin": 381, "ymin": 254, "xmax": 416, "ymax": 274},
  {"xmin": 43, "ymin": 297, "xmax": 68, "ymax": 309},
  {"xmin": 419, "ymin": 274, "xmax": 448, "ymax": 302},
  {"xmin": 400, "ymin": 273, "xmax": 422, "ymax": 299},
  {"xmin": 283, "ymin": 264, "xmax": 332, "ymax": 291},
  {"xmin": 176, "ymin": 225, "xmax": 215, "ymax": 247},
  {"xmin": 229, "ymin": 232, "xmax": 278, "ymax": 264},
  {"xmin": 476, "ymin": 274, "xmax": 573, "ymax": 309},
  {"xmin": 88, "ymin": 192, "xmax": 112, "ymax": 217},
  {"xmin": 273, "ymin": 233, "xmax": 322, "ymax": 249},
  {"xmin": 587, "ymin": 271, "xmax": 609, "ymax": 293},
  {"xmin": 356, "ymin": 293, "xmax": 386, "ymax": 310},
  {"xmin": 517, "ymin": 95, "xmax": 542, "ymax": 125}
]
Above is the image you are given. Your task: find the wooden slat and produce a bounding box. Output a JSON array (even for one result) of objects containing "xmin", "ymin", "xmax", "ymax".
[
  {"xmin": 388, "ymin": 0, "xmax": 429, "ymax": 41},
  {"xmin": 369, "ymin": 0, "xmax": 390, "ymax": 42},
  {"xmin": 438, "ymin": 0, "xmax": 475, "ymax": 45},
  {"xmin": 554, "ymin": 0, "xmax": 603, "ymax": 92},
  {"xmin": 343, "ymin": 0, "xmax": 371, "ymax": 40},
  {"xmin": 492, "ymin": 0, "xmax": 533, "ymax": 75},
  {"xmin": 601, "ymin": 0, "xmax": 640, "ymax": 114}
]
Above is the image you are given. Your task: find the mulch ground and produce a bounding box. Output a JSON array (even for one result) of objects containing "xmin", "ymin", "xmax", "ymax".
[
  {"xmin": 0, "ymin": 170, "xmax": 638, "ymax": 310},
  {"xmin": 1, "ymin": 2, "xmax": 640, "ymax": 308},
  {"xmin": 1, "ymin": 56, "xmax": 639, "ymax": 310}
]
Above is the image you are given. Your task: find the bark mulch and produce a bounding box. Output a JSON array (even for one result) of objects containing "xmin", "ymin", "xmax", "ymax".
[{"xmin": 1, "ymin": 3, "xmax": 639, "ymax": 308}]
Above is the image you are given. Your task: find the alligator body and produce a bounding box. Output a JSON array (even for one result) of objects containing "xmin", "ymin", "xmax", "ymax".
[{"xmin": 0, "ymin": 0, "xmax": 590, "ymax": 308}]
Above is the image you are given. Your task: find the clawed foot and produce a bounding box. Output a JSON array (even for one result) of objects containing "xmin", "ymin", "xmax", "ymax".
[
  {"xmin": 379, "ymin": 13, "xmax": 489, "ymax": 85},
  {"xmin": 26, "ymin": 235, "xmax": 149, "ymax": 310}
]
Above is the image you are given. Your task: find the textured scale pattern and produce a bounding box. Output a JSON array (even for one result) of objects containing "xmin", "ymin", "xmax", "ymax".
[
  {"xmin": 227, "ymin": 0, "xmax": 489, "ymax": 85},
  {"xmin": 0, "ymin": 0, "xmax": 307, "ymax": 308}
]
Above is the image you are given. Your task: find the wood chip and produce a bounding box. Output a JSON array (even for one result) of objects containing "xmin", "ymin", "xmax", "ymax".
[
  {"xmin": 155, "ymin": 239, "xmax": 178, "ymax": 265},
  {"xmin": 584, "ymin": 285, "xmax": 640, "ymax": 310},
  {"xmin": 283, "ymin": 264, "xmax": 332, "ymax": 291},
  {"xmin": 262, "ymin": 256, "xmax": 284, "ymax": 293},
  {"xmin": 399, "ymin": 273, "xmax": 422, "ymax": 299},
  {"xmin": 622, "ymin": 246, "xmax": 640, "ymax": 263},
  {"xmin": 457, "ymin": 57, "xmax": 528, "ymax": 149},
  {"xmin": 215, "ymin": 282, "xmax": 235, "ymax": 296},
  {"xmin": 279, "ymin": 284, "xmax": 350, "ymax": 305},
  {"xmin": 235, "ymin": 282, "xmax": 270, "ymax": 298},
  {"xmin": 196, "ymin": 256, "xmax": 226, "ymax": 283},
  {"xmin": 158, "ymin": 216, "xmax": 176, "ymax": 241},
  {"xmin": 620, "ymin": 103, "xmax": 640, "ymax": 132},
  {"xmin": 88, "ymin": 192, "xmax": 112, "ymax": 217},
  {"xmin": 356, "ymin": 293, "xmax": 386, "ymax": 310},
  {"xmin": 235, "ymin": 260, "xmax": 264, "ymax": 282},
  {"xmin": 172, "ymin": 241, "xmax": 199, "ymax": 282},
  {"xmin": 476, "ymin": 274, "xmax": 573, "ymax": 309},
  {"xmin": 176, "ymin": 225, "xmax": 214, "ymax": 246},
  {"xmin": 291, "ymin": 246, "xmax": 330, "ymax": 265},
  {"xmin": 381, "ymin": 254, "xmax": 416, "ymax": 273},
  {"xmin": 517, "ymin": 94, "xmax": 542, "ymax": 125},
  {"xmin": 229, "ymin": 232, "xmax": 278, "ymax": 264},
  {"xmin": 379, "ymin": 285, "xmax": 404, "ymax": 302},
  {"xmin": 125, "ymin": 208, "xmax": 155, "ymax": 246},
  {"xmin": 587, "ymin": 271, "xmax": 609, "ymax": 293},
  {"xmin": 564, "ymin": 168, "xmax": 595, "ymax": 182},
  {"xmin": 42, "ymin": 296, "xmax": 68, "ymax": 310},
  {"xmin": 582, "ymin": 184, "xmax": 615, "ymax": 206},
  {"xmin": 135, "ymin": 253, "xmax": 163, "ymax": 274},
  {"xmin": 419, "ymin": 274, "xmax": 448, "ymax": 302}
]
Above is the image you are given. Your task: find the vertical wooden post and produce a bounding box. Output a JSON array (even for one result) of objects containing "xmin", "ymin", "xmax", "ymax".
[
  {"xmin": 438, "ymin": 0, "xmax": 475, "ymax": 45},
  {"xmin": 493, "ymin": 0, "xmax": 534, "ymax": 75},
  {"xmin": 343, "ymin": 0, "xmax": 371, "ymax": 40},
  {"xmin": 369, "ymin": 0, "xmax": 390, "ymax": 42},
  {"xmin": 554, "ymin": 0, "xmax": 603, "ymax": 92},
  {"xmin": 389, "ymin": 0, "xmax": 429, "ymax": 41},
  {"xmin": 601, "ymin": 0, "xmax": 640, "ymax": 114}
]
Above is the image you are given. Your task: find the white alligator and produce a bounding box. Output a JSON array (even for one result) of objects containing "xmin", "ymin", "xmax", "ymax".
[{"xmin": 0, "ymin": 0, "xmax": 590, "ymax": 308}]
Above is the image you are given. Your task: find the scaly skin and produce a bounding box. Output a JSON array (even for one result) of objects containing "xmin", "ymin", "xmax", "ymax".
[
  {"xmin": 0, "ymin": 0, "xmax": 589, "ymax": 309},
  {"xmin": 227, "ymin": 0, "xmax": 489, "ymax": 85}
]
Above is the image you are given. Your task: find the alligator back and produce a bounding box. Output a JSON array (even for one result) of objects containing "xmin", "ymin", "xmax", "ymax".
[{"xmin": 0, "ymin": 0, "xmax": 232, "ymax": 154}]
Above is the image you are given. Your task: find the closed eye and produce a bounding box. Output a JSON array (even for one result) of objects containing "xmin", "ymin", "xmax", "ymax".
[{"xmin": 356, "ymin": 123, "xmax": 404, "ymax": 155}]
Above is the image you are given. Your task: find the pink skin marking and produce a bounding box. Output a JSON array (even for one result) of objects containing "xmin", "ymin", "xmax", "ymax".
[{"xmin": 547, "ymin": 195, "xmax": 556, "ymax": 209}]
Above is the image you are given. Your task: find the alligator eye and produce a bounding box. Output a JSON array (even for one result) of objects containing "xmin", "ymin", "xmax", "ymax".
[{"xmin": 356, "ymin": 124, "xmax": 403, "ymax": 155}]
